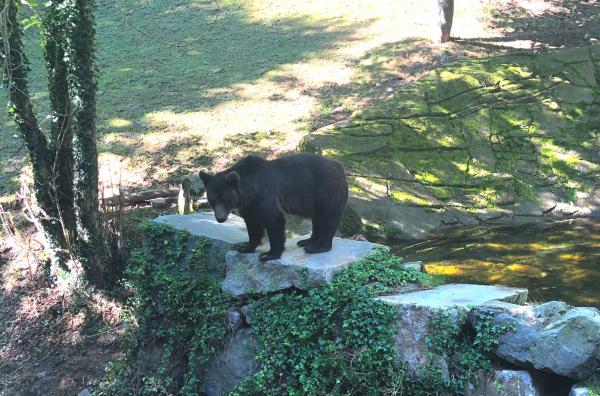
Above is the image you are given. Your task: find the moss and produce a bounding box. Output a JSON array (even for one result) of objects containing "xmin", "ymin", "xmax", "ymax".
[{"xmin": 301, "ymin": 47, "xmax": 600, "ymax": 219}]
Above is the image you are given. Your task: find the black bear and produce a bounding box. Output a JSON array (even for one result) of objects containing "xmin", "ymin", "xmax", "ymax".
[{"xmin": 199, "ymin": 153, "xmax": 348, "ymax": 261}]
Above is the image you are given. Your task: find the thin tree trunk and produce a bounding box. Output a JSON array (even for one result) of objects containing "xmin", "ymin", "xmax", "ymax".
[
  {"xmin": 64, "ymin": 0, "xmax": 110, "ymax": 287},
  {"xmin": 438, "ymin": 0, "xmax": 454, "ymax": 43},
  {"xmin": 44, "ymin": 4, "xmax": 77, "ymax": 241},
  {"xmin": 1, "ymin": 0, "xmax": 70, "ymax": 269}
]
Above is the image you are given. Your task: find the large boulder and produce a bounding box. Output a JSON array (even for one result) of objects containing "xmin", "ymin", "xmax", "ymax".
[
  {"xmin": 377, "ymin": 284, "xmax": 528, "ymax": 374},
  {"xmin": 153, "ymin": 211, "xmax": 248, "ymax": 277},
  {"xmin": 470, "ymin": 301, "xmax": 600, "ymax": 380},
  {"xmin": 465, "ymin": 370, "xmax": 540, "ymax": 396},
  {"xmin": 203, "ymin": 329, "xmax": 258, "ymax": 396},
  {"xmin": 222, "ymin": 236, "xmax": 386, "ymax": 297}
]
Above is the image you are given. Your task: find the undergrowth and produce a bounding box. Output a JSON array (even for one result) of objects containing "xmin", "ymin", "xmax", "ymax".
[
  {"xmin": 98, "ymin": 222, "xmax": 230, "ymax": 395},
  {"xmin": 232, "ymin": 250, "xmax": 507, "ymax": 395},
  {"xmin": 582, "ymin": 372, "xmax": 600, "ymax": 396},
  {"xmin": 232, "ymin": 249, "xmax": 425, "ymax": 395},
  {"xmin": 99, "ymin": 224, "xmax": 511, "ymax": 395}
]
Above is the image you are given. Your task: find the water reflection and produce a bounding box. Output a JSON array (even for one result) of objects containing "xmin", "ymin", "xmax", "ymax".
[{"xmin": 389, "ymin": 219, "xmax": 600, "ymax": 308}]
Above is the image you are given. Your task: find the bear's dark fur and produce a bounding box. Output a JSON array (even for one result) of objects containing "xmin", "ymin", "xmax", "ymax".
[{"xmin": 200, "ymin": 153, "xmax": 348, "ymax": 261}]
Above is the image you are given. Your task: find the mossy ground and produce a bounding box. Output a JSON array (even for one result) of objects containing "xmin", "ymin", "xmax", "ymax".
[{"xmin": 303, "ymin": 46, "xmax": 600, "ymax": 218}]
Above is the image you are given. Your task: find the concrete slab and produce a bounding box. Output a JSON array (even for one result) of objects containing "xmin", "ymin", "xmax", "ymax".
[{"xmin": 377, "ymin": 284, "xmax": 528, "ymax": 308}]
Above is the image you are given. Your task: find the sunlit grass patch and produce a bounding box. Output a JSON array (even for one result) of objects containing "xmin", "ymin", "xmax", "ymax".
[
  {"xmin": 108, "ymin": 118, "xmax": 132, "ymax": 128},
  {"xmin": 1, "ymin": 0, "xmax": 504, "ymax": 203}
]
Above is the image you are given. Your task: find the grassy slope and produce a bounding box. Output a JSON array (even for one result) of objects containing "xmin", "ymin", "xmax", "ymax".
[{"xmin": 1, "ymin": 0, "xmax": 499, "ymax": 203}]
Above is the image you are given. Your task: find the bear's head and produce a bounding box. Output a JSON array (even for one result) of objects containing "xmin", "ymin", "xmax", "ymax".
[{"xmin": 199, "ymin": 170, "xmax": 240, "ymax": 223}]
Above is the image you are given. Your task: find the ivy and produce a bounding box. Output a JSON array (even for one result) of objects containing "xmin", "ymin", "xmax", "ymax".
[
  {"xmin": 99, "ymin": 226, "xmax": 511, "ymax": 395},
  {"xmin": 232, "ymin": 249, "xmax": 424, "ymax": 396},
  {"xmin": 98, "ymin": 222, "xmax": 230, "ymax": 395}
]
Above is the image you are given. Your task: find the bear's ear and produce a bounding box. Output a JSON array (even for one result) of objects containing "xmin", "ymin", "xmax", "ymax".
[
  {"xmin": 199, "ymin": 171, "xmax": 212, "ymax": 185},
  {"xmin": 225, "ymin": 171, "xmax": 240, "ymax": 187}
]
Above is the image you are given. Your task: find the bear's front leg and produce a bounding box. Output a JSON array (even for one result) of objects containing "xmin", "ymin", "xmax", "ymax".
[
  {"xmin": 259, "ymin": 212, "xmax": 285, "ymax": 261},
  {"xmin": 239, "ymin": 210, "xmax": 264, "ymax": 253}
]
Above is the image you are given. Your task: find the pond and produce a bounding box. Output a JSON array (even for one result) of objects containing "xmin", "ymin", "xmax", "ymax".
[{"xmin": 388, "ymin": 219, "xmax": 600, "ymax": 308}]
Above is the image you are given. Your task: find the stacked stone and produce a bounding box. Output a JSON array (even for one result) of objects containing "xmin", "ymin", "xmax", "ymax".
[{"xmin": 154, "ymin": 212, "xmax": 600, "ymax": 396}]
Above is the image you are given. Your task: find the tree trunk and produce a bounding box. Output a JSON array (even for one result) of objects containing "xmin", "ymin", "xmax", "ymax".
[
  {"xmin": 438, "ymin": 0, "xmax": 454, "ymax": 43},
  {"xmin": 1, "ymin": 0, "xmax": 71, "ymax": 269},
  {"xmin": 44, "ymin": 4, "xmax": 77, "ymax": 241},
  {"xmin": 64, "ymin": 0, "xmax": 112, "ymax": 287}
]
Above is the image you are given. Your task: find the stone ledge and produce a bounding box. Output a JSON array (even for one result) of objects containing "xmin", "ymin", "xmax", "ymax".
[
  {"xmin": 153, "ymin": 212, "xmax": 249, "ymax": 277},
  {"xmin": 221, "ymin": 236, "xmax": 387, "ymax": 297},
  {"xmin": 377, "ymin": 283, "xmax": 528, "ymax": 308},
  {"xmin": 153, "ymin": 212, "xmax": 248, "ymax": 244}
]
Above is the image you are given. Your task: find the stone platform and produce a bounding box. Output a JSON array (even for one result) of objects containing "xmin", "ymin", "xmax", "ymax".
[
  {"xmin": 153, "ymin": 211, "xmax": 248, "ymax": 244},
  {"xmin": 222, "ymin": 235, "xmax": 386, "ymax": 297},
  {"xmin": 152, "ymin": 212, "xmax": 248, "ymax": 275},
  {"xmin": 377, "ymin": 283, "xmax": 528, "ymax": 308}
]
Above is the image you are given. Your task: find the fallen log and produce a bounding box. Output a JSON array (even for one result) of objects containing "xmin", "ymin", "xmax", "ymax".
[{"xmin": 103, "ymin": 187, "xmax": 180, "ymax": 206}]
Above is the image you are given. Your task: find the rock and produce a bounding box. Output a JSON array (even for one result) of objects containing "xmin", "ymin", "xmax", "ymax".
[
  {"xmin": 221, "ymin": 236, "xmax": 387, "ymax": 297},
  {"xmin": 465, "ymin": 370, "xmax": 540, "ymax": 396},
  {"xmin": 227, "ymin": 310, "xmax": 243, "ymax": 331},
  {"xmin": 149, "ymin": 197, "xmax": 171, "ymax": 209},
  {"xmin": 377, "ymin": 284, "xmax": 528, "ymax": 308},
  {"xmin": 204, "ymin": 329, "xmax": 258, "ymax": 396},
  {"xmin": 346, "ymin": 195, "xmax": 443, "ymax": 239},
  {"xmin": 154, "ymin": 212, "xmax": 247, "ymax": 244},
  {"xmin": 475, "ymin": 209, "xmax": 510, "ymax": 222},
  {"xmin": 78, "ymin": 389, "xmax": 93, "ymax": 396},
  {"xmin": 441, "ymin": 207, "xmax": 480, "ymax": 226},
  {"xmin": 379, "ymin": 284, "xmax": 528, "ymax": 375},
  {"xmin": 153, "ymin": 212, "xmax": 248, "ymax": 277},
  {"xmin": 514, "ymin": 202, "xmax": 544, "ymax": 217},
  {"xmin": 240, "ymin": 304, "xmax": 255, "ymax": 326},
  {"xmin": 570, "ymin": 387, "xmax": 592, "ymax": 396},
  {"xmin": 470, "ymin": 301, "xmax": 600, "ymax": 380},
  {"xmin": 401, "ymin": 261, "xmax": 423, "ymax": 272},
  {"xmin": 299, "ymin": 47, "xmax": 600, "ymax": 238}
]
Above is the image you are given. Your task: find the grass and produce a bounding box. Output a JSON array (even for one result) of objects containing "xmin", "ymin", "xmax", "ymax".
[{"xmin": 1, "ymin": 0, "xmax": 515, "ymax": 203}]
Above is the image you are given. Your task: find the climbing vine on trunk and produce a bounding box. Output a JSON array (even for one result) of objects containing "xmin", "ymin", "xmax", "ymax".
[{"xmin": 1, "ymin": 0, "xmax": 114, "ymax": 288}]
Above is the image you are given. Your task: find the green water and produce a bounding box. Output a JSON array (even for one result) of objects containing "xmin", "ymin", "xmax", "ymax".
[{"xmin": 389, "ymin": 219, "xmax": 600, "ymax": 308}]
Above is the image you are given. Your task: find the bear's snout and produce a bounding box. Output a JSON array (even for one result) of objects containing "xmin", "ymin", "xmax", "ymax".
[{"xmin": 214, "ymin": 205, "xmax": 230, "ymax": 223}]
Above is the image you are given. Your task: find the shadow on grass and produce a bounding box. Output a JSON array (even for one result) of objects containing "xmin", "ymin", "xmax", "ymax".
[
  {"xmin": 91, "ymin": 0, "xmax": 373, "ymax": 187},
  {"xmin": 1, "ymin": 0, "xmax": 370, "ymax": 198},
  {"xmin": 455, "ymin": 0, "xmax": 600, "ymax": 50},
  {"xmin": 97, "ymin": 0, "xmax": 367, "ymax": 119}
]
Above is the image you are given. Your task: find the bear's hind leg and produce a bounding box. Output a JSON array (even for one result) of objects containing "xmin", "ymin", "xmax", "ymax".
[
  {"xmin": 304, "ymin": 205, "xmax": 343, "ymax": 254},
  {"xmin": 297, "ymin": 217, "xmax": 320, "ymax": 248}
]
